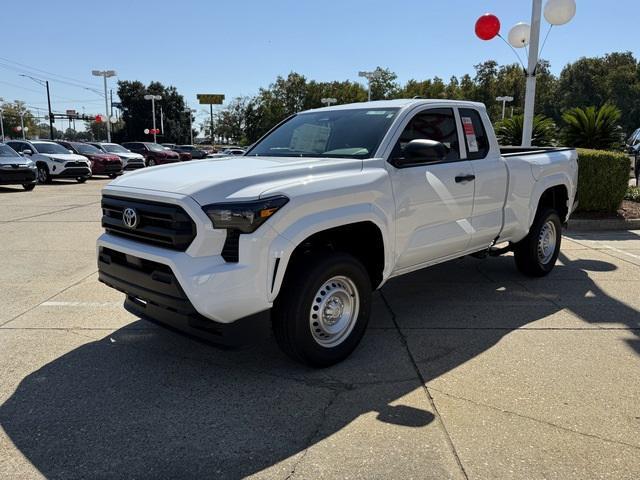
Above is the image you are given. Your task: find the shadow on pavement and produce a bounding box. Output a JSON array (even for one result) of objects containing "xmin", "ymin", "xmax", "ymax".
[{"xmin": 1, "ymin": 247, "xmax": 639, "ymax": 478}]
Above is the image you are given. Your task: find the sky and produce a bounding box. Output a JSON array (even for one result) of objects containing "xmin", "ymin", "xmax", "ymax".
[{"xmin": 0, "ymin": 0, "xmax": 636, "ymax": 132}]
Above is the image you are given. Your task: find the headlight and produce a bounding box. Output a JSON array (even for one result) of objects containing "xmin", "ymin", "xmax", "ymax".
[
  {"xmin": 51, "ymin": 157, "xmax": 65, "ymax": 163},
  {"xmin": 202, "ymin": 196, "xmax": 289, "ymax": 233}
]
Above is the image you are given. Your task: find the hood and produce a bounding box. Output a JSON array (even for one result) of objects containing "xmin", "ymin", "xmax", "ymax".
[
  {"xmin": 0, "ymin": 156, "xmax": 34, "ymax": 167},
  {"xmin": 88, "ymin": 153, "xmax": 121, "ymax": 163},
  {"xmin": 107, "ymin": 155, "xmax": 363, "ymax": 205},
  {"xmin": 42, "ymin": 153, "xmax": 89, "ymax": 163},
  {"xmin": 115, "ymin": 152, "xmax": 144, "ymax": 160}
]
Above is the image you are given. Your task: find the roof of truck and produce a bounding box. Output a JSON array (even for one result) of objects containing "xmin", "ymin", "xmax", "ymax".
[{"xmin": 308, "ymin": 98, "xmax": 485, "ymax": 113}]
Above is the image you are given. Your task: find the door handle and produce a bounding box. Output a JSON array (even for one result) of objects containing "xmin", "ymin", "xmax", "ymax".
[{"xmin": 455, "ymin": 174, "xmax": 476, "ymax": 183}]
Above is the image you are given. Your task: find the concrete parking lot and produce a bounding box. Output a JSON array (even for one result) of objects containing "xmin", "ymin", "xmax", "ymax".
[{"xmin": 1, "ymin": 179, "xmax": 639, "ymax": 479}]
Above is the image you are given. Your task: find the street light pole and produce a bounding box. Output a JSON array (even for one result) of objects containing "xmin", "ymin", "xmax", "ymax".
[
  {"xmin": 185, "ymin": 108, "xmax": 195, "ymax": 145},
  {"xmin": 521, "ymin": 0, "xmax": 542, "ymax": 147},
  {"xmin": 19, "ymin": 110, "xmax": 26, "ymax": 140},
  {"xmin": 321, "ymin": 97, "xmax": 337, "ymax": 108},
  {"xmin": 358, "ymin": 71, "xmax": 378, "ymax": 102},
  {"xmin": 92, "ymin": 70, "xmax": 116, "ymax": 142},
  {"xmin": 496, "ymin": 96, "xmax": 514, "ymax": 120},
  {"xmin": 0, "ymin": 108, "xmax": 4, "ymax": 142},
  {"xmin": 144, "ymin": 94, "xmax": 162, "ymax": 143}
]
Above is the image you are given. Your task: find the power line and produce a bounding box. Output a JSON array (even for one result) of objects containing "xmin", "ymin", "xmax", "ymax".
[
  {"xmin": 0, "ymin": 55, "xmax": 102, "ymax": 89},
  {"xmin": 0, "ymin": 62, "xmax": 104, "ymax": 96}
]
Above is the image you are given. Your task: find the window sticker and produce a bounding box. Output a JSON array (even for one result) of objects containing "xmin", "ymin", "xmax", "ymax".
[{"xmin": 461, "ymin": 117, "xmax": 479, "ymax": 153}]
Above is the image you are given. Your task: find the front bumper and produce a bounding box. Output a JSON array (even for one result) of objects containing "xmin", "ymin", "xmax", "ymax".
[
  {"xmin": 93, "ymin": 163, "xmax": 123, "ymax": 175},
  {"xmin": 53, "ymin": 166, "xmax": 91, "ymax": 178},
  {"xmin": 0, "ymin": 168, "xmax": 36, "ymax": 184},
  {"xmin": 98, "ymin": 246, "xmax": 270, "ymax": 345}
]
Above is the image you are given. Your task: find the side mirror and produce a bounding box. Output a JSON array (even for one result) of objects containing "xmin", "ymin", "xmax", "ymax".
[
  {"xmin": 22, "ymin": 149, "xmax": 33, "ymax": 156},
  {"xmin": 68, "ymin": 150, "xmax": 74, "ymax": 154},
  {"xmin": 393, "ymin": 139, "xmax": 448, "ymax": 167}
]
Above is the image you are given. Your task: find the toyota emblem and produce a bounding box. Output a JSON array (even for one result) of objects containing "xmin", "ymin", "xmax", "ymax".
[{"xmin": 122, "ymin": 207, "xmax": 139, "ymax": 229}]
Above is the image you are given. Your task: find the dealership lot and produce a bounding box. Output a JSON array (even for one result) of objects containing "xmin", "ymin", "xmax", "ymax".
[{"xmin": 1, "ymin": 180, "xmax": 639, "ymax": 479}]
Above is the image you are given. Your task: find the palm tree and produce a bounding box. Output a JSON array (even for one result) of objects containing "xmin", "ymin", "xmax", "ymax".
[
  {"xmin": 494, "ymin": 114, "xmax": 556, "ymax": 146},
  {"xmin": 561, "ymin": 104, "xmax": 624, "ymax": 150}
]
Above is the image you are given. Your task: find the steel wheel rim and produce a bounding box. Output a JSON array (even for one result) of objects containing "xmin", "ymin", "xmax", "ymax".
[
  {"xmin": 537, "ymin": 220, "xmax": 557, "ymax": 264},
  {"xmin": 309, "ymin": 275, "xmax": 360, "ymax": 348}
]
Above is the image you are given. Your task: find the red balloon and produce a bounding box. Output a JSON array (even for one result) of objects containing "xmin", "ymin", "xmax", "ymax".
[
  {"xmin": 475, "ymin": 13, "xmax": 501, "ymax": 41},
  {"xmin": 95, "ymin": 115, "xmax": 103, "ymax": 123}
]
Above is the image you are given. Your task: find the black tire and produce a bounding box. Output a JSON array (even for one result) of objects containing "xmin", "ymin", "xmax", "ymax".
[
  {"xmin": 36, "ymin": 164, "xmax": 51, "ymax": 184},
  {"xmin": 272, "ymin": 253, "xmax": 372, "ymax": 367},
  {"xmin": 148, "ymin": 158, "xmax": 156, "ymax": 167},
  {"xmin": 513, "ymin": 208, "xmax": 562, "ymax": 277},
  {"xmin": 76, "ymin": 177, "xmax": 88, "ymax": 183},
  {"xmin": 22, "ymin": 183, "xmax": 36, "ymax": 191},
  {"xmin": 109, "ymin": 173, "xmax": 119, "ymax": 179}
]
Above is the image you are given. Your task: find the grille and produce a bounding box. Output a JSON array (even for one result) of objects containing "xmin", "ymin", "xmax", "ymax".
[
  {"xmin": 104, "ymin": 164, "xmax": 122, "ymax": 172},
  {"xmin": 221, "ymin": 229, "xmax": 240, "ymax": 262},
  {"xmin": 101, "ymin": 195, "xmax": 196, "ymax": 251},
  {"xmin": 0, "ymin": 169, "xmax": 36, "ymax": 182},
  {"xmin": 64, "ymin": 161, "xmax": 88, "ymax": 168}
]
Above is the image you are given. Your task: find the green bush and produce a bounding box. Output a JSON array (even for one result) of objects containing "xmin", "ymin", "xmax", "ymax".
[
  {"xmin": 576, "ymin": 149, "xmax": 630, "ymax": 212},
  {"xmin": 495, "ymin": 114, "xmax": 556, "ymax": 146},
  {"xmin": 562, "ymin": 104, "xmax": 624, "ymax": 150},
  {"xmin": 625, "ymin": 186, "xmax": 640, "ymax": 202}
]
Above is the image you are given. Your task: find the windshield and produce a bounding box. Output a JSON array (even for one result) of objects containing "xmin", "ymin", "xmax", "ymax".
[
  {"xmin": 247, "ymin": 108, "xmax": 399, "ymax": 158},
  {"xmin": 74, "ymin": 143, "xmax": 102, "ymax": 155},
  {"xmin": 0, "ymin": 145, "xmax": 20, "ymax": 158},
  {"xmin": 33, "ymin": 142, "xmax": 70, "ymax": 155},
  {"xmin": 103, "ymin": 144, "xmax": 130, "ymax": 153},
  {"xmin": 178, "ymin": 145, "xmax": 194, "ymax": 151},
  {"xmin": 147, "ymin": 143, "xmax": 166, "ymax": 152}
]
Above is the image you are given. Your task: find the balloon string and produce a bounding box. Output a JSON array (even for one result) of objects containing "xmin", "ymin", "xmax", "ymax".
[
  {"xmin": 538, "ymin": 24, "xmax": 553, "ymax": 61},
  {"xmin": 497, "ymin": 34, "xmax": 527, "ymax": 72}
]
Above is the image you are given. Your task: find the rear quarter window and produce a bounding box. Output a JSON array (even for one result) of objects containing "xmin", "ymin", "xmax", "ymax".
[{"xmin": 459, "ymin": 108, "xmax": 490, "ymax": 160}]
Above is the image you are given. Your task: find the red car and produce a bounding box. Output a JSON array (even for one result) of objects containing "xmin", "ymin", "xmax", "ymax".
[
  {"xmin": 57, "ymin": 141, "xmax": 123, "ymax": 178},
  {"xmin": 121, "ymin": 142, "xmax": 180, "ymax": 166}
]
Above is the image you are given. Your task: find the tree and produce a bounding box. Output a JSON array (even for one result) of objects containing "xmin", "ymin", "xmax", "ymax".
[
  {"xmin": 495, "ymin": 114, "xmax": 556, "ymax": 146},
  {"xmin": 0, "ymin": 101, "xmax": 37, "ymax": 139},
  {"xmin": 115, "ymin": 80, "xmax": 191, "ymax": 143},
  {"xmin": 368, "ymin": 67, "xmax": 399, "ymax": 100},
  {"xmin": 561, "ymin": 104, "xmax": 624, "ymax": 150}
]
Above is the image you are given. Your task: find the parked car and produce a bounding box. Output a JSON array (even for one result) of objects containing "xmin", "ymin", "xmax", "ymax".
[
  {"xmin": 6, "ymin": 140, "xmax": 91, "ymax": 183},
  {"xmin": 626, "ymin": 128, "xmax": 640, "ymax": 153},
  {"xmin": 97, "ymin": 99, "xmax": 578, "ymax": 366},
  {"xmin": 207, "ymin": 148, "xmax": 246, "ymax": 158},
  {"xmin": 57, "ymin": 141, "xmax": 123, "ymax": 178},
  {"xmin": 121, "ymin": 142, "xmax": 180, "ymax": 166},
  {"xmin": 89, "ymin": 142, "xmax": 145, "ymax": 171},
  {"xmin": 0, "ymin": 142, "xmax": 37, "ymax": 191},
  {"xmin": 174, "ymin": 145, "xmax": 208, "ymax": 159},
  {"xmin": 161, "ymin": 143, "xmax": 193, "ymax": 161}
]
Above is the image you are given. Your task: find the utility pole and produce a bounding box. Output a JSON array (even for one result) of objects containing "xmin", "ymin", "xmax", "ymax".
[
  {"xmin": 45, "ymin": 81, "xmax": 54, "ymax": 139},
  {"xmin": 0, "ymin": 108, "xmax": 4, "ymax": 142},
  {"xmin": 160, "ymin": 105, "xmax": 164, "ymax": 136},
  {"xmin": 210, "ymin": 104, "xmax": 214, "ymax": 144},
  {"xmin": 92, "ymin": 70, "xmax": 116, "ymax": 142},
  {"xmin": 185, "ymin": 108, "xmax": 195, "ymax": 145},
  {"xmin": 144, "ymin": 94, "xmax": 162, "ymax": 143},
  {"xmin": 521, "ymin": 0, "xmax": 542, "ymax": 147},
  {"xmin": 19, "ymin": 110, "xmax": 26, "ymax": 140}
]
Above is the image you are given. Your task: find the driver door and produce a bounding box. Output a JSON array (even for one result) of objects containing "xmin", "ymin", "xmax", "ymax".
[{"xmin": 388, "ymin": 107, "xmax": 475, "ymax": 271}]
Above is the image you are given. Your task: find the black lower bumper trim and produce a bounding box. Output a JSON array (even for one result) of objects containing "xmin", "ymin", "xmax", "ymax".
[{"xmin": 98, "ymin": 247, "xmax": 270, "ymax": 346}]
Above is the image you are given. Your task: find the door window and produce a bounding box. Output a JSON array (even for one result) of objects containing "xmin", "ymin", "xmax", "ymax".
[
  {"xmin": 459, "ymin": 108, "xmax": 490, "ymax": 160},
  {"xmin": 391, "ymin": 108, "xmax": 460, "ymax": 164}
]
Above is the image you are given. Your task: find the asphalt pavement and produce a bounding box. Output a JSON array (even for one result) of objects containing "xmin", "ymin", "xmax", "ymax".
[{"xmin": 1, "ymin": 179, "xmax": 639, "ymax": 479}]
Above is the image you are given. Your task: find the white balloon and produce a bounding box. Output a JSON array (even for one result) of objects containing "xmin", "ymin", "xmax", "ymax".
[
  {"xmin": 508, "ymin": 22, "xmax": 530, "ymax": 49},
  {"xmin": 144, "ymin": 128, "xmax": 150, "ymax": 134},
  {"xmin": 109, "ymin": 116, "xmax": 118, "ymax": 124},
  {"xmin": 544, "ymin": 0, "xmax": 576, "ymax": 25}
]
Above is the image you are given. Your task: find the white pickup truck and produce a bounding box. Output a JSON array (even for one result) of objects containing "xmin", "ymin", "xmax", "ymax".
[{"xmin": 97, "ymin": 99, "xmax": 578, "ymax": 366}]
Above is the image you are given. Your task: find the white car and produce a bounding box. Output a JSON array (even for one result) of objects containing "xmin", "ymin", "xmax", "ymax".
[
  {"xmin": 207, "ymin": 148, "xmax": 246, "ymax": 158},
  {"xmin": 97, "ymin": 99, "xmax": 578, "ymax": 366},
  {"xmin": 90, "ymin": 142, "xmax": 146, "ymax": 171},
  {"xmin": 7, "ymin": 140, "xmax": 91, "ymax": 183}
]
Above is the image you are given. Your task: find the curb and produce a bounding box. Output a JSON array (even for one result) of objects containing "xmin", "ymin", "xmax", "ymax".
[{"xmin": 567, "ymin": 218, "xmax": 640, "ymax": 231}]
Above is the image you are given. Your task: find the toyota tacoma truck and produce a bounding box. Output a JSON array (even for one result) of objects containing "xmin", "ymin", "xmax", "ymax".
[{"xmin": 97, "ymin": 99, "xmax": 578, "ymax": 367}]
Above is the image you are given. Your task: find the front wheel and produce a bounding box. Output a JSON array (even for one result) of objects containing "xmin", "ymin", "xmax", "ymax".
[
  {"xmin": 272, "ymin": 253, "xmax": 372, "ymax": 367},
  {"xmin": 109, "ymin": 173, "xmax": 119, "ymax": 179},
  {"xmin": 22, "ymin": 183, "xmax": 36, "ymax": 191},
  {"xmin": 513, "ymin": 208, "xmax": 562, "ymax": 277},
  {"xmin": 76, "ymin": 176, "xmax": 88, "ymax": 184},
  {"xmin": 36, "ymin": 164, "xmax": 50, "ymax": 184},
  {"xmin": 148, "ymin": 158, "xmax": 156, "ymax": 167}
]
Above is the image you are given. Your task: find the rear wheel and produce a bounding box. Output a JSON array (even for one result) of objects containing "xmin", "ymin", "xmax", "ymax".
[
  {"xmin": 22, "ymin": 183, "xmax": 36, "ymax": 191},
  {"xmin": 36, "ymin": 164, "xmax": 50, "ymax": 184},
  {"xmin": 272, "ymin": 253, "xmax": 372, "ymax": 367},
  {"xmin": 513, "ymin": 208, "xmax": 562, "ymax": 277}
]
